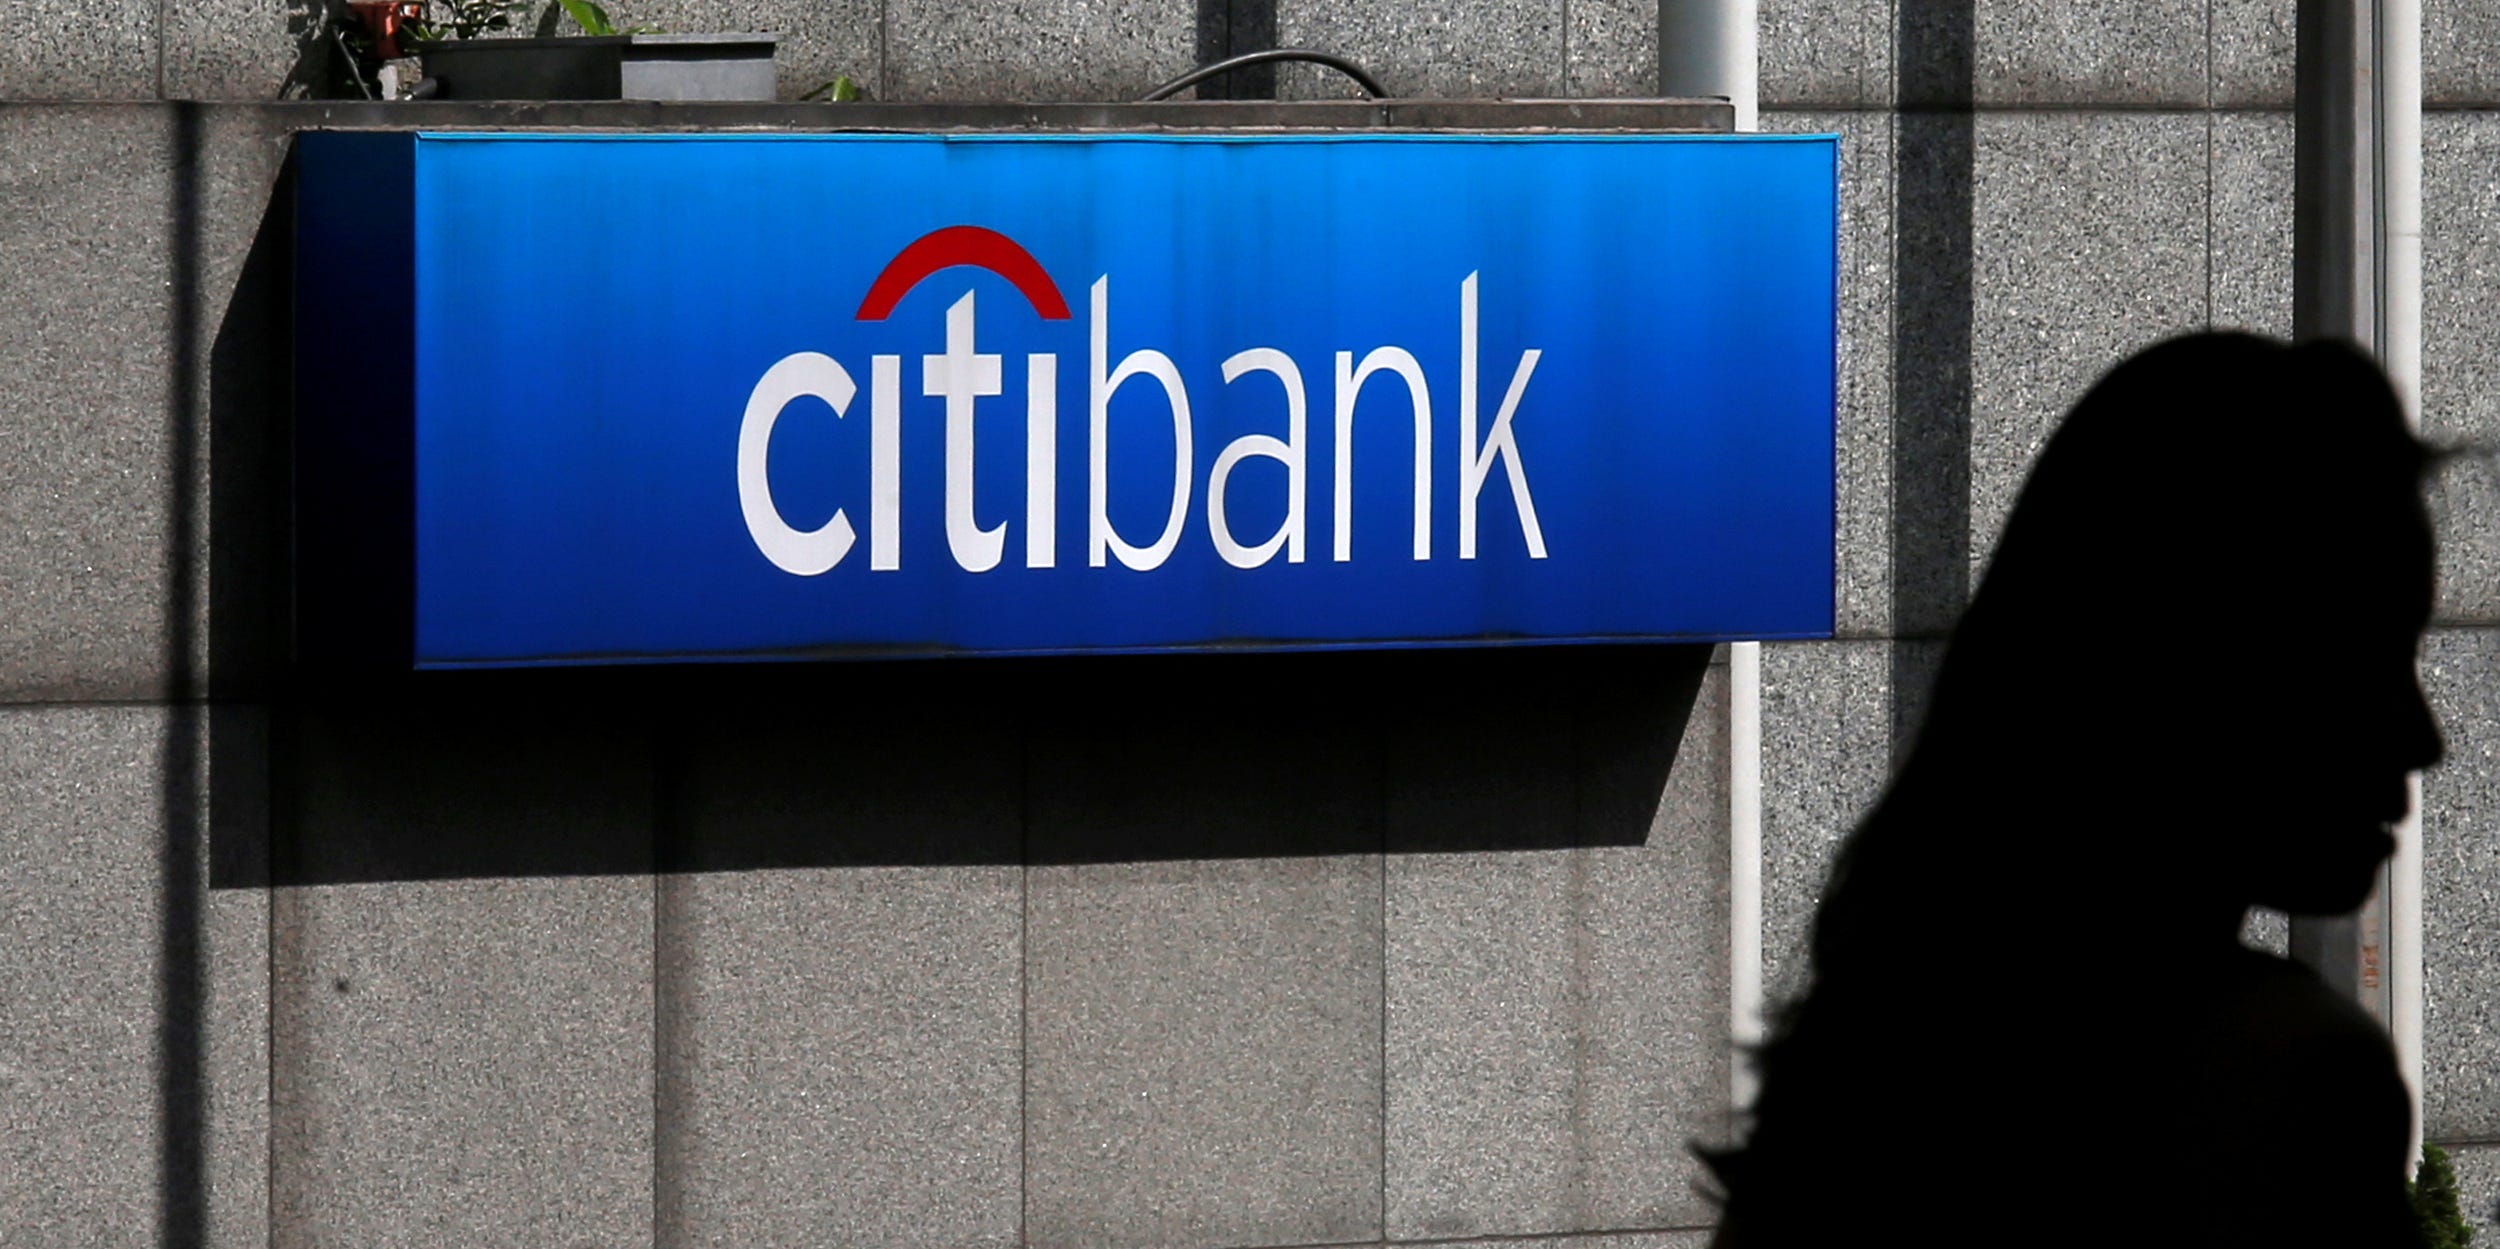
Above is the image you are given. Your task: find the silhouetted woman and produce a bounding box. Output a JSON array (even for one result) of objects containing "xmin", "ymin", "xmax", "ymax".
[{"xmin": 1706, "ymin": 332, "xmax": 2444, "ymax": 1248}]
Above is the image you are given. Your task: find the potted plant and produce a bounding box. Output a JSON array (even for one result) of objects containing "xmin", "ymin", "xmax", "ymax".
[
  {"xmin": 390, "ymin": 0, "xmax": 780, "ymax": 101},
  {"xmin": 2411, "ymin": 1143, "xmax": 2480, "ymax": 1249}
]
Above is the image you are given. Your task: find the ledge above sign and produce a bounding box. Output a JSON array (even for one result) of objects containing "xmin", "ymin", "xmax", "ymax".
[{"xmin": 293, "ymin": 128, "xmax": 1837, "ymax": 670}]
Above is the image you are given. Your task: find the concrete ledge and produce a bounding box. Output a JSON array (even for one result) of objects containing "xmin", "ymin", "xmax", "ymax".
[{"xmin": 259, "ymin": 96, "xmax": 1734, "ymax": 131}]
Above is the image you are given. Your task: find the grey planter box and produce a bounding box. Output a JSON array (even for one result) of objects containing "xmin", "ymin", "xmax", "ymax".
[{"xmin": 414, "ymin": 33, "xmax": 777, "ymax": 100}]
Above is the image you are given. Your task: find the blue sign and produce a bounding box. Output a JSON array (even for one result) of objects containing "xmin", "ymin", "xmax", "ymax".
[{"xmin": 294, "ymin": 130, "xmax": 1837, "ymax": 668}]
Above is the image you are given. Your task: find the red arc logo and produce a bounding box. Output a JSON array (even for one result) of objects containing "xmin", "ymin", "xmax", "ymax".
[{"xmin": 853, "ymin": 226, "xmax": 1073, "ymax": 321}]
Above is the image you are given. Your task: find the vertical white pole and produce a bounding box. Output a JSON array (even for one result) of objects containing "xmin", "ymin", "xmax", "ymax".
[
  {"xmin": 1729, "ymin": 640, "xmax": 1764, "ymax": 1112},
  {"xmin": 2383, "ymin": 0, "xmax": 2426, "ymax": 1172},
  {"xmin": 2399, "ymin": 777, "xmax": 2426, "ymax": 1170},
  {"xmin": 1729, "ymin": 1, "xmax": 1760, "ymax": 1113},
  {"xmin": 1659, "ymin": 0, "xmax": 1758, "ymax": 130},
  {"xmin": 2293, "ymin": 0, "xmax": 2425, "ymax": 1171},
  {"xmin": 1659, "ymin": 0, "xmax": 1762, "ymax": 1116},
  {"xmin": 1730, "ymin": 7, "xmax": 1757, "ymax": 133}
]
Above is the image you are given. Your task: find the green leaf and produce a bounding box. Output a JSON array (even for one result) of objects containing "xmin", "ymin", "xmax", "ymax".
[
  {"xmin": 804, "ymin": 74, "xmax": 862, "ymax": 102},
  {"xmin": 556, "ymin": 0, "xmax": 615, "ymax": 36}
]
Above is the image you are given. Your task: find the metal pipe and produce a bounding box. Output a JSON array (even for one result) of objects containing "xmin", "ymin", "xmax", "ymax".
[
  {"xmin": 1729, "ymin": 640, "xmax": 1764, "ymax": 1111},
  {"xmin": 2288, "ymin": 0, "xmax": 2385, "ymax": 1026},
  {"xmin": 2290, "ymin": 0, "xmax": 2424, "ymax": 1170},
  {"xmin": 1660, "ymin": 0, "xmax": 1760, "ymax": 1114},
  {"xmin": 2293, "ymin": 0, "xmax": 2380, "ymax": 352},
  {"xmin": 2384, "ymin": 0, "xmax": 2426, "ymax": 1172},
  {"xmin": 1659, "ymin": 0, "xmax": 1758, "ymax": 130}
]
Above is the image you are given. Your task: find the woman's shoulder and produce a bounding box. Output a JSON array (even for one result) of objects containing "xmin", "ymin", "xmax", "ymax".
[
  {"xmin": 2157, "ymin": 950, "xmax": 2400, "ymax": 1155},
  {"xmin": 2190, "ymin": 947, "xmax": 2391, "ymax": 1063},
  {"xmin": 2179, "ymin": 948, "xmax": 2403, "ymax": 1120},
  {"xmin": 2173, "ymin": 948, "xmax": 2420, "ymax": 1246}
]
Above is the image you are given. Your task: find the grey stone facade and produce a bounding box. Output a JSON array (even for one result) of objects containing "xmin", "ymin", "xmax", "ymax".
[{"xmin": 4, "ymin": 2, "xmax": 2498, "ymax": 1246}]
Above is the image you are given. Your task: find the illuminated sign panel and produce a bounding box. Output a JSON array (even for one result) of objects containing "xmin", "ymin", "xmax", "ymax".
[{"xmin": 294, "ymin": 131, "xmax": 1837, "ymax": 667}]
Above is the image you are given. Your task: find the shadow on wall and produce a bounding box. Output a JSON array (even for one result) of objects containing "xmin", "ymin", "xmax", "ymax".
[{"xmin": 199, "ymin": 146, "xmax": 1715, "ymax": 890}]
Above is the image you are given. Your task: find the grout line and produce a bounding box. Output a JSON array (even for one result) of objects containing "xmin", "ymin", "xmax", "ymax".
[
  {"xmin": 1768, "ymin": 101, "xmax": 2283, "ymax": 113},
  {"xmin": 1018, "ymin": 856, "xmax": 1030, "ymax": 1245},
  {"xmin": 0, "ymin": 696, "xmax": 274, "ymax": 711},
  {"xmin": 1559, "ymin": 0, "xmax": 1570, "ymax": 97},
  {"xmin": 2210, "ymin": 2, "xmax": 2230, "ymax": 334},
  {"xmin": 1377, "ymin": 706, "xmax": 1393, "ymax": 1242},
  {"xmin": 649, "ymin": 713, "xmax": 672, "ymax": 1248},
  {"xmin": 1888, "ymin": 0, "xmax": 1898, "ymax": 108},
  {"xmin": 1378, "ymin": 818, "xmax": 1389, "ymax": 1241},
  {"xmin": 265, "ymin": 735, "xmax": 278, "ymax": 1249},
  {"xmin": 651, "ymin": 846, "xmax": 664, "ymax": 1244},
  {"xmin": 1199, "ymin": 1223, "xmax": 1725, "ymax": 1249},
  {"xmin": 1018, "ymin": 714, "xmax": 1032, "ymax": 1248}
]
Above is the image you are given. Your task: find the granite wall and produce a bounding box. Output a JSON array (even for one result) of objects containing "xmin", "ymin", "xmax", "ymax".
[
  {"xmin": 1744, "ymin": 1, "xmax": 2500, "ymax": 1240},
  {"xmin": 4, "ymin": 0, "xmax": 2498, "ymax": 1246}
]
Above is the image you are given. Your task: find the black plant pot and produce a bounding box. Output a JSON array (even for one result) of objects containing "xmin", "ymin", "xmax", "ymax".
[{"xmin": 414, "ymin": 33, "xmax": 777, "ymax": 100}]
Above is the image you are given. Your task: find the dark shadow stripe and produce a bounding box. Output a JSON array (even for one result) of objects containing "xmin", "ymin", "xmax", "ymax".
[
  {"xmin": 1192, "ymin": 0, "xmax": 1277, "ymax": 99},
  {"xmin": 1194, "ymin": 0, "xmax": 1230, "ymax": 95},
  {"xmin": 652, "ymin": 717, "xmax": 686, "ymax": 1248},
  {"xmin": 206, "ymin": 134, "xmax": 292, "ymax": 893},
  {"xmin": 1891, "ymin": 0, "xmax": 1976, "ymax": 755},
  {"xmin": 161, "ymin": 99, "xmax": 207, "ymax": 1249}
]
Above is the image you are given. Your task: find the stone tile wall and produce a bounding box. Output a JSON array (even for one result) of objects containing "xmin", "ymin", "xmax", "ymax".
[
  {"xmin": 1751, "ymin": 7, "xmax": 2499, "ymax": 1184},
  {"xmin": 7, "ymin": 2, "xmax": 2500, "ymax": 1246},
  {"xmin": 2437, "ymin": 1143, "xmax": 2500, "ymax": 1245}
]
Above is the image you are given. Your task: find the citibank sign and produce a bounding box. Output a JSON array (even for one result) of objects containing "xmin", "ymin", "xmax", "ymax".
[
  {"xmin": 295, "ymin": 131, "xmax": 1838, "ymax": 668},
  {"xmin": 740, "ymin": 226, "xmax": 1544, "ymax": 578}
]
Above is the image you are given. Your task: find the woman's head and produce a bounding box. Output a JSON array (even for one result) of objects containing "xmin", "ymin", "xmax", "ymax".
[
  {"xmin": 1913, "ymin": 331, "xmax": 2440, "ymax": 915},
  {"xmin": 1710, "ymin": 333, "xmax": 2446, "ymax": 1238}
]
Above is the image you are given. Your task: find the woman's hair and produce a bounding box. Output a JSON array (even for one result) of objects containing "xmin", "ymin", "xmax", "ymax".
[{"xmin": 1703, "ymin": 332, "xmax": 2436, "ymax": 1239}]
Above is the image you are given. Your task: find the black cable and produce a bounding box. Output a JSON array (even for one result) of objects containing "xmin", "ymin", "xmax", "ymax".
[{"xmin": 1137, "ymin": 49, "xmax": 1387, "ymax": 102}]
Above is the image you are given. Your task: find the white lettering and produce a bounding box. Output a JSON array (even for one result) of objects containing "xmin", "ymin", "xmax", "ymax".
[
  {"xmin": 1026, "ymin": 353, "xmax": 1058, "ymax": 569},
  {"xmin": 745, "ymin": 268, "xmax": 1552, "ymax": 579},
  {"xmin": 924, "ymin": 291, "xmax": 1007, "ymax": 572},
  {"xmin": 1207, "ymin": 347, "xmax": 1307, "ymax": 568},
  {"xmin": 1458, "ymin": 272, "xmax": 1547, "ymax": 560},
  {"xmin": 1089, "ymin": 276, "xmax": 1194, "ymax": 571},
  {"xmin": 871, "ymin": 354, "xmax": 902, "ymax": 570},
  {"xmin": 1333, "ymin": 348, "xmax": 1432, "ymax": 562},
  {"xmin": 738, "ymin": 352, "xmax": 858, "ymax": 575}
]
